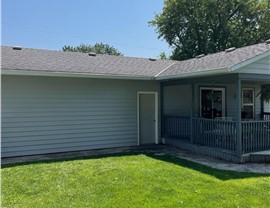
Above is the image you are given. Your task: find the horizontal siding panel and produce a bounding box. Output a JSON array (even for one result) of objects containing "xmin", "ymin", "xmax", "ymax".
[
  {"xmin": 3, "ymin": 131, "xmax": 137, "ymax": 144},
  {"xmin": 2, "ymin": 102, "xmax": 135, "ymax": 108},
  {"xmin": 2, "ymin": 111, "xmax": 136, "ymax": 118},
  {"xmin": 265, "ymin": 102, "xmax": 270, "ymax": 112},
  {"xmin": 3, "ymin": 134, "xmax": 137, "ymax": 147},
  {"xmin": 3, "ymin": 99, "xmax": 134, "ymax": 108},
  {"xmin": 248, "ymin": 56, "xmax": 269, "ymax": 64},
  {"xmin": 2, "ymin": 135, "xmax": 136, "ymax": 150},
  {"xmin": 242, "ymin": 69, "xmax": 270, "ymax": 74},
  {"xmin": 227, "ymin": 84, "xmax": 236, "ymax": 119},
  {"xmin": 2, "ymin": 106, "xmax": 135, "ymax": 113},
  {"xmin": 3, "ymin": 118, "xmax": 136, "ymax": 127},
  {"xmin": 164, "ymin": 85, "xmax": 191, "ymax": 116},
  {"xmin": 3, "ymin": 128, "xmax": 137, "ymax": 138},
  {"xmin": 2, "ymin": 92, "xmax": 136, "ymax": 99},
  {"xmin": 238, "ymin": 56, "xmax": 270, "ymax": 74},
  {"xmin": 2, "ymin": 119, "xmax": 136, "ymax": 128},
  {"xmin": 245, "ymin": 63, "xmax": 269, "ymax": 69},
  {"xmin": 2, "ymin": 98, "xmax": 136, "ymax": 104},
  {"xmin": 2, "ymin": 75, "xmax": 159, "ymax": 157},
  {"xmin": 2, "ymin": 122, "xmax": 136, "ymax": 132},
  {"xmin": 2, "ymin": 141, "xmax": 137, "ymax": 157}
]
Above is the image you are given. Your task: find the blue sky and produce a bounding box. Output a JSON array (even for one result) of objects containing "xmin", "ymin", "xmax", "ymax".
[{"xmin": 2, "ymin": 0, "xmax": 171, "ymax": 58}]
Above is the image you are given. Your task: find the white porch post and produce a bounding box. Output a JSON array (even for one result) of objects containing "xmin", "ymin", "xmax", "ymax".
[{"xmin": 236, "ymin": 78, "xmax": 242, "ymax": 156}]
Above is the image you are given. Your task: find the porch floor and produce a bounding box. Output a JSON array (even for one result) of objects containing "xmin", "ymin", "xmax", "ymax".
[
  {"xmin": 247, "ymin": 150, "xmax": 270, "ymax": 163},
  {"xmin": 250, "ymin": 150, "xmax": 270, "ymax": 155}
]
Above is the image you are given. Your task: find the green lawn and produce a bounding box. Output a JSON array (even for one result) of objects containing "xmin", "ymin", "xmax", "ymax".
[{"xmin": 2, "ymin": 153, "xmax": 270, "ymax": 208}]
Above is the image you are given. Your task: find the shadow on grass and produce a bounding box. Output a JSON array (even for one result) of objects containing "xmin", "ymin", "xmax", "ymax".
[
  {"xmin": 2, "ymin": 151, "xmax": 269, "ymax": 180},
  {"xmin": 146, "ymin": 153, "xmax": 269, "ymax": 180}
]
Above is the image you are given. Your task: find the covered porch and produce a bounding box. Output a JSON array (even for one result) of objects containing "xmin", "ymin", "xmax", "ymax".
[{"xmin": 161, "ymin": 74, "xmax": 270, "ymax": 162}]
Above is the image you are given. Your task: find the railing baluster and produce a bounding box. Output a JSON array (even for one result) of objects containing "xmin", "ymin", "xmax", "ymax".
[
  {"xmin": 241, "ymin": 120, "xmax": 270, "ymax": 153},
  {"xmin": 262, "ymin": 112, "xmax": 270, "ymax": 120},
  {"xmin": 163, "ymin": 115, "xmax": 192, "ymax": 140},
  {"xmin": 164, "ymin": 115, "xmax": 269, "ymax": 154}
]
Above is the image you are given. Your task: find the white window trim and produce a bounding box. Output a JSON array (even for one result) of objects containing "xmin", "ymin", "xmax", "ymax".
[
  {"xmin": 137, "ymin": 91, "xmax": 158, "ymax": 146},
  {"xmin": 199, "ymin": 87, "xmax": 226, "ymax": 118},
  {"xmin": 242, "ymin": 88, "xmax": 255, "ymax": 119}
]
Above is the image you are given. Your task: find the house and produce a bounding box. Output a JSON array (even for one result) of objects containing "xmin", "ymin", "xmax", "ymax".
[{"xmin": 1, "ymin": 42, "xmax": 270, "ymax": 163}]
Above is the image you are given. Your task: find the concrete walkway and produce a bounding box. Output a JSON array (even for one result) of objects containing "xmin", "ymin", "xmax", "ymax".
[
  {"xmin": 161, "ymin": 147, "xmax": 270, "ymax": 174},
  {"xmin": 2, "ymin": 145, "xmax": 270, "ymax": 174}
]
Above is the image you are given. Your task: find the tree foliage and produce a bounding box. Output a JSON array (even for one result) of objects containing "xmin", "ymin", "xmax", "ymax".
[
  {"xmin": 258, "ymin": 85, "xmax": 270, "ymax": 103},
  {"xmin": 150, "ymin": 0, "xmax": 270, "ymax": 60},
  {"xmin": 158, "ymin": 52, "xmax": 169, "ymax": 60},
  {"xmin": 62, "ymin": 43, "xmax": 123, "ymax": 56}
]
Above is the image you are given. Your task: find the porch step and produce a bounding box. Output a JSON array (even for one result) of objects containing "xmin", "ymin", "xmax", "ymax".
[{"xmin": 249, "ymin": 150, "xmax": 270, "ymax": 163}]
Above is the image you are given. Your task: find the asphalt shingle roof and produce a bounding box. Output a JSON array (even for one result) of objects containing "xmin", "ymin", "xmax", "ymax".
[
  {"xmin": 158, "ymin": 42, "xmax": 270, "ymax": 78},
  {"xmin": 1, "ymin": 42, "xmax": 270, "ymax": 79},
  {"xmin": 1, "ymin": 46, "xmax": 175, "ymax": 78}
]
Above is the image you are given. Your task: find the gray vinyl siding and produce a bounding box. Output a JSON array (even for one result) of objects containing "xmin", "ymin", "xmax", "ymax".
[
  {"xmin": 226, "ymin": 84, "xmax": 236, "ymax": 119},
  {"xmin": 237, "ymin": 56, "xmax": 270, "ymax": 74},
  {"xmin": 163, "ymin": 85, "xmax": 191, "ymax": 116},
  {"xmin": 265, "ymin": 102, "xmax": 270, "ymax": 112},
  {"xmin": 195, "ymin": 83, "xmax": 261, "ymax": 120},
  {"xmin": 237, "ymin": 54, "xmax": 270, "ymax": 115},
  {"xmin": 226, "ymin": 83, "xmax": 261, "ymax": 120},
  {"xmin": 163, "ymin": 82, "xmax": 262, "ymax": 120},
  {"xmin": 2, "ymin": 75, "xmax": 159, "ymax": 157}
]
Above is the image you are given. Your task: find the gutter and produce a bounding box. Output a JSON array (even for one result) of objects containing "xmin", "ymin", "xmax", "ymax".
[
  {"xmin": 1, "ymin": 67, "xmax": 234, "ymax": 81},
  {"xmin": 155, "ymin": 67, "xmax": 230, "ymax": 80},
  {"xmin": 1, "ymin": 67, "xmax": 230, "ymax": 81},
  {"xmin": 1, "ymin": 69, "xmax": 155, "ymax": 81}
]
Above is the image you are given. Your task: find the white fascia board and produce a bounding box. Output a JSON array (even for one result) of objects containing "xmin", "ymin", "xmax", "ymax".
[
  {"xmin": 156, "ymin": 67, "xmax": 229, "ymax": 80},
  {"xmin": 1, "ymin": 69, "xmax": 154, "ymax": 80},
  {"xmin": 229, "ymin": 50, "xmax": 270, "ymax": 71}
]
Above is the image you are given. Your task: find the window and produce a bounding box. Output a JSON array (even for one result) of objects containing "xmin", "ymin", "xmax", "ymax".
[
  {"xmin": 200, "ymin": 87, "xmax": 225, "ymax": 119},
  {"xmin": 242, "ymin": 88, "xmax": 254, "ymax": 119}
]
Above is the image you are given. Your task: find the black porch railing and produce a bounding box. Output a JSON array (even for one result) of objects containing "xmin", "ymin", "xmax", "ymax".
[
  {"xmin": 242, "ymin": 120, "xmax": 270, "ymax": 153},
  {"xmin": 192, "ymin": 118, "xmax": 237, "ymax": 151},
  {"xmin": 164, "ymin": 115, "xmax": 270, "ymax": 154},
  {"xmin": 164, "ymin": 116, "xmax": 190, "ymax": 139}
]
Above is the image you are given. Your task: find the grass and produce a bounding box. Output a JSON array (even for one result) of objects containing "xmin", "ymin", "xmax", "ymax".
[{"xmin": 2, "ymin": 153, "xmax": 270, "ymax": 208}]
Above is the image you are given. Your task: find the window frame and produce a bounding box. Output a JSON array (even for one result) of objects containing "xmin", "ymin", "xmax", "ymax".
[
  {"xmin": 242, "ymin": 88, "xmax": 255, "ymax": 119},
  {"xmin": 199, "ymin": 87, "xmax": 226, "ymax": 118}
]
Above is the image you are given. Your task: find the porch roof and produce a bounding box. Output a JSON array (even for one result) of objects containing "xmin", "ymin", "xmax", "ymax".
[{"xmin": 157, "ymin": 42, "xmax": 270, "ymax": 80}]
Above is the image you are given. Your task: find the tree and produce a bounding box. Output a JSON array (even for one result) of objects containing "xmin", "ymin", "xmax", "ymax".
[
  {"xmin": 150, "ymin": 0, "xmax": 270, "ymax": 60},
  {"xmin": 258, "ymin": 85, "xmax": 270, "ymax": 103},
  {"xmin": 62, "ymin": 43, "xmax": 123, "ymax": 56},
  {"xmin": 158, "ymin": 52, "xmax": 169, "ymax": 60}
]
